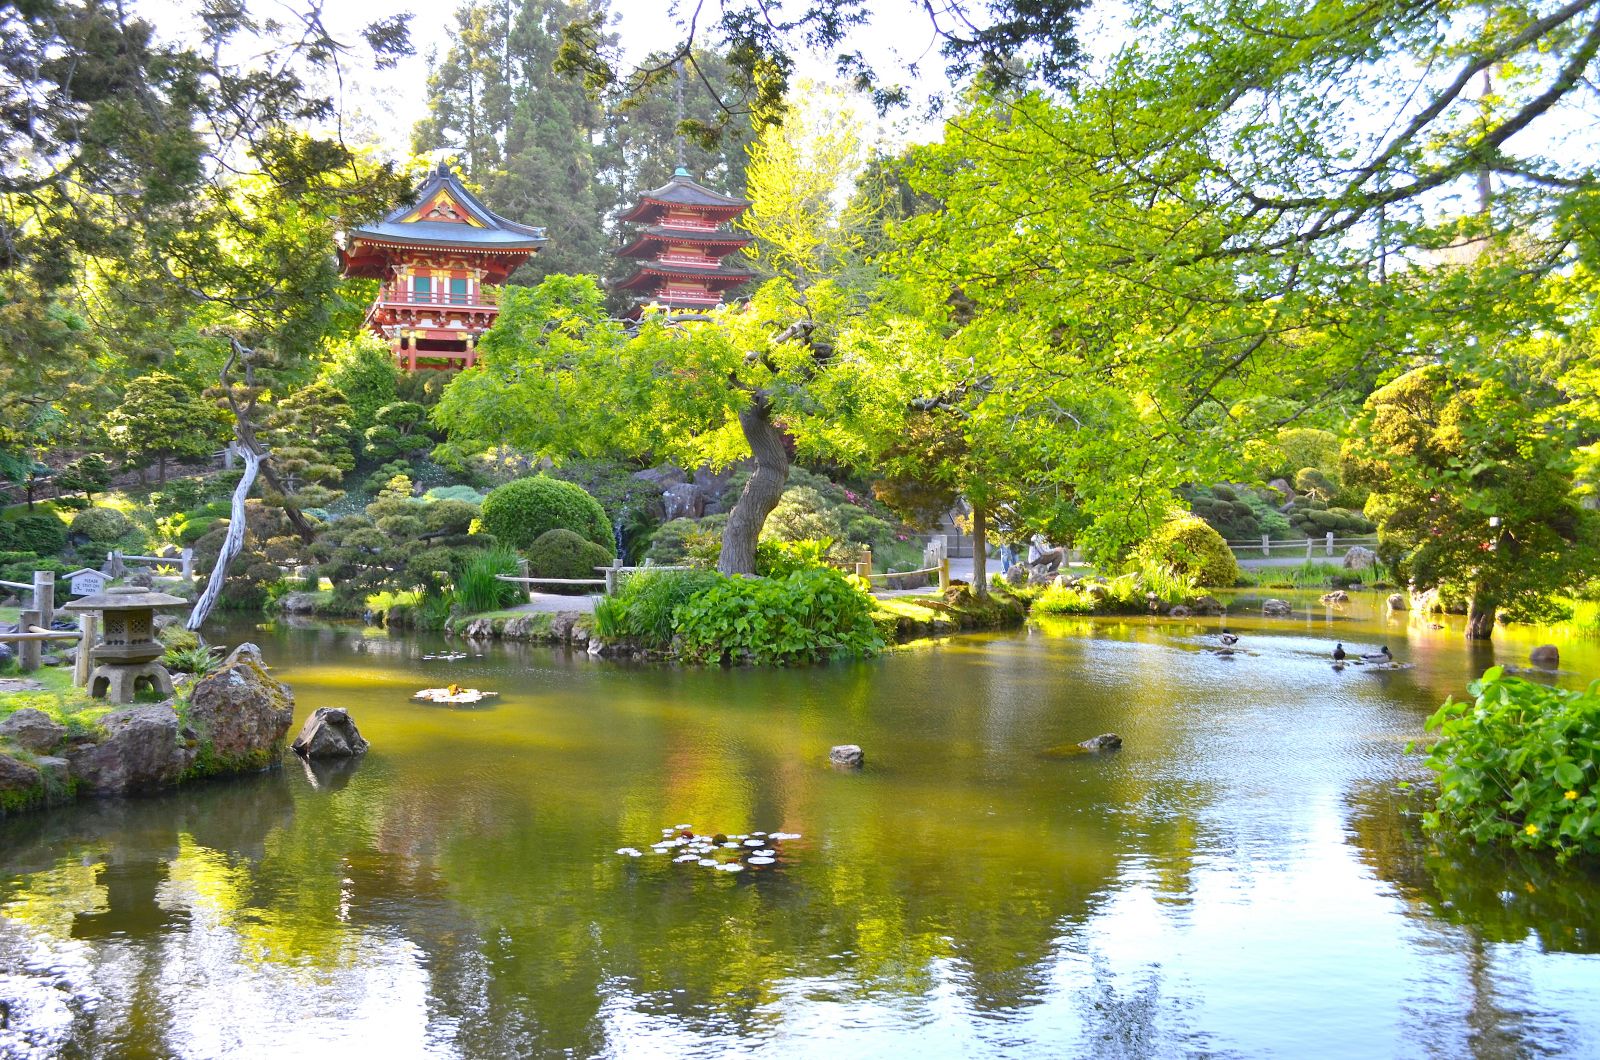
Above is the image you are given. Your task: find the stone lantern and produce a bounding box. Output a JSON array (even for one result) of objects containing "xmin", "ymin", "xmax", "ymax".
[{"xmin": 64, "ymin": 587, "xmax": 189, "ymax": 703}]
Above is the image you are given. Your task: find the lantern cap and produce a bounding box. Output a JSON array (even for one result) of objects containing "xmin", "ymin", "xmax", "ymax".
[{"xmin": 63, "ymin": 586, "xmax": 189, "ymax": 611}]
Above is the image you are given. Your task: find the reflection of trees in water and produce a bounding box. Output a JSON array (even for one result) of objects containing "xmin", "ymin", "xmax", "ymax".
[{"xmin": 1345, "ymin": 781, "xmax": 1600, "ymax": 1059}]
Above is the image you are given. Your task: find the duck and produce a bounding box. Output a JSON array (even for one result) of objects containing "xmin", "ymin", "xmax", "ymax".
[
  {"xmin": 1333, "ymin": 643, "xmax": 1346, "ymax": 661},
  {"xmin": 1218, "ymin": 630, "xmax": 1239, "ymax": 646},
  {"xmin": 1361, "ymin": 645, "xmax": 1393, "ymax": 664}
]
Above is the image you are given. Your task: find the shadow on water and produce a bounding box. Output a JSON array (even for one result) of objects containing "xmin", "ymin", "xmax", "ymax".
[{"xmin": 0, "ymin": 589, "xmax": 1596, "ymax": 1058}]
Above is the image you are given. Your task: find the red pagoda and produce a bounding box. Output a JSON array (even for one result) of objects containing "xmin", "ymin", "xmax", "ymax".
[
  {"xmin": 614, "ymin": 167, "xmax": 753, "ymax": 317},
  {"xmin": 338, "ymin": 162, "xmax": 547, "ymax": 370}
]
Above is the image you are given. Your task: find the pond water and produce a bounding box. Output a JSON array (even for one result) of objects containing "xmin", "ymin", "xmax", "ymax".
[{"xmin": 2, "ymin": 590, "xmax": 1599, "ymax": 1058}]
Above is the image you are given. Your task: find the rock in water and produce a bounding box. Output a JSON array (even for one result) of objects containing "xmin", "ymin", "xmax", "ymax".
[
  {"xmin": 1320, "ymin": 591, "xmax": 1349, "ymax": 604},
  {"xmin": 1078, "ymin": 733, "xmax": 1123, "ymax": 752},
  {"xmin": 67, "ymin": 705, "xmax": 194, "ymax": 795},
  {"xmin": 1262, "ymin": 599, "xmax": 1293, "ymax": 616},
  {"xmin": 1530, "ymin": 644, "xmax": 1560, "ymax": 668},
  {"xmin": 185, "ymin": 648, "xmax": 295, "ymax": 773},
  {"xmin": 291, "ymin": 707, "xmax": 369, "ymax": 759},
  {"xmin": 1387, "ymin": 593, "xmax": 1408, "ymax": 611},
  {"xmin": 0, "ymin": 708, "xmax": 67, "ymax": 754},
  {"xmin": 0, "ymin": 752, "xmax": 43, "ymax": 812},
  {"xmin": 829, "ymin": 745, "xmax": 865, "ymax": 769}
]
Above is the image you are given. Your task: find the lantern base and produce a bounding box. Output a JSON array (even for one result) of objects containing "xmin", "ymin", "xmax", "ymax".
[{"xmin": 88, "ymin": 662, "xmax": 174, "ymax": 705}]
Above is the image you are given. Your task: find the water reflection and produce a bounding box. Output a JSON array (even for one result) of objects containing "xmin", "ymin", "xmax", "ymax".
[{"xmin": 0, "ymin": 591, "xmax": 1596, "ymax": 1057}]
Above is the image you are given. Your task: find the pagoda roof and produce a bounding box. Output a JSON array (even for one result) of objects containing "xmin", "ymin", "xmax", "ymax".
[
  {"xmin": 345, "ymin": 162, "xmax": 548, "ymax": 253},
  {"xmin": 619, "ymin": 168, "xmax": 751, "ymax": 222},
  {"xmin": 615, "ymin": 260, "xmax": 754, "ymax": 291},
  {"xmin": 618, "ymin": 228, "xmax": 753, "ymax": 259}
]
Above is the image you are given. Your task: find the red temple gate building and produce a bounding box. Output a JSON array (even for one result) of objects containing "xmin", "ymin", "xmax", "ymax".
[
  {"xmin": 615, "ymin": 167, "xmax": 753, "ymax": 317},
  {"xmin": 338, "ymin": 162, "xmax": 547, "ymax": 371}
]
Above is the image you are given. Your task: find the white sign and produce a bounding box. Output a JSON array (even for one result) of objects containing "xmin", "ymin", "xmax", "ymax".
[{"xmin": 69, "ymin": 569, "xmax": 107, "ymax": 597}]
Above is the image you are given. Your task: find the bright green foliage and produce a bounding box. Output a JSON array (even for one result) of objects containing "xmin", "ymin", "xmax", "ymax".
[
  {"xmin": 599, "ymin": 569, "xmax": 724, "ymax": 649},
  {"xmin": 1422, "ymin": 668, "xmax": 1600, "ymax": 863},
  {"xmin": 452, "ymin": 547, "xmax": 525, "ymax": 613},
  {"xmin": 0, "ymin": 514, "xmax": 67, "ymax": 556},
  {"xmin": 755, "ymin": 538, "xmax": 832, "ymax": 578},
  {"xmin": 762, "ymin": 487, "xmax": 844, "ymax": 546},
  {"xmin": 318, "ymin": 336, "xmax": 400, "ymax": 434},
  {"xmin": 104, "ymin": 372, "xmax": 229, "ymax": 483},
  {"xmin": 164, "ymin": 644, "xmax": 222, "ymax": 676},
  {"xmin": 69, "ymin": 508, "xmax": 131, "ymax": 544},
  {"xmin": 1032, "ymin": 562, "xmax": 1198, "ymax": 615},
  {"xmin": 1137, "ymin": 516, "xmax": 1239, "ymax": 588},
  {"xmin": 673, "ymin": 568, "xmax": 882, "ymax": 665},
  {"xmin": 1343, "ymin": 365, "xmax": 1597, "ymax": 636},
  {"xmin": 480, "ymin": 476, "xmax": 613, "ymax": 552},
  {"xmin": 525, "ymin": 529, "xmax": 612, "ymax": 582}
]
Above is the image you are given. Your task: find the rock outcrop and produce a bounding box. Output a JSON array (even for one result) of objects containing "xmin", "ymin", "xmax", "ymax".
[
  {"xmin": 0, "ymin": 751, "xmax": 44, "ymax": 810},
  {"xmin": 67, "ymin": 705, "xmax": 194, "ymax": 796},
  {"xmin": 0, "ymin": 708, "xmax": 67, "ymax": 754},
  {"xmin": 184, "ymin": 647, "xmax": 295, "ymax": 773},
  {"xmin": 1530, "ymin": 644, "xmax": 1560, "ymax": 668},
  {"xmin": 1343, "ymin": 546, "xmax": 1378, "ymax": 570},
  {"xmin": 291, "ymin": 708, "xmax": 369, "ymax": 758},
  {"xmin": 1078, "ymin": 733, "xmax": 1123, "ymax": 752},
  {"xmin": 1262, "ymin": 598, "xmax": 1293, "ymax": 616}
]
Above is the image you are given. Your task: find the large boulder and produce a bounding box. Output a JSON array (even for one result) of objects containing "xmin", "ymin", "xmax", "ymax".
[
  {"xmin": 632, "ymin": 463, "xmax": 687, "ymax": 490},
  {"xmin": 1190, "ymin": 595, "xmax": 1226, "ymax": 616},
  {"xmin": 0, "ymin": 751, "xmax": 43, "ymax": 812},
  {"xmin": 1530, "ymin": 644, "xmax": 1560, "ymax": 668},
  {"xmin": 184, "ymin": 646, "xmax": 295, "ymax": 774},
  {"xmin": 829, "ymin": 744, "xmax": 865, "ymax": 769},
  {"xmin": 67, "ymin": 705, "xmax": 194, "ymax": 796},
  {"xmin": 1343, "ymin": 546, "xmax": 1378, "ymax": 570},
  {"xmin": 278, "ymin": 592, "xmax": 321, "ymax": 615},
  {"xmin": 0, "ymin": 708, "xmax": 67, "ymax": 754},
  {"xmin": 1262, "ymin": 598, "xmax": 1293, "ymax": 616},
  {"xmin": 661, "ymin": 481, "xmax": 707, "ymax": 521},
  {"xmin": 291, "ymin": 707, "xmax": 369, "ymax": 759},
  {"xmin": 1004, "ymin": 563, "xmax": 1029, "ymax": 587},
  {"xmin": 1387, "ymin": 593, "xmax": 1408, "ymax": 611}
]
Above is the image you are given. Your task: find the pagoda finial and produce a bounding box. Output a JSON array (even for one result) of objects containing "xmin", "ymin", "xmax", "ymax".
[{"xmin": 435, "ymin": 159, "xmax": 452, "ymax": 177}]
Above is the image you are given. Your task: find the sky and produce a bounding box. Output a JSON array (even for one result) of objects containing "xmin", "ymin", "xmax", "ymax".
[{"xmin": 131, "ymin": 0, "xmax": 993, "ymax": 157}]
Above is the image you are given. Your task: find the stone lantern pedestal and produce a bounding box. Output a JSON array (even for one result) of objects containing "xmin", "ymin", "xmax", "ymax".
[{"xmin": 64, "ymin": 587, "xmax": 189, "ymax": 704}]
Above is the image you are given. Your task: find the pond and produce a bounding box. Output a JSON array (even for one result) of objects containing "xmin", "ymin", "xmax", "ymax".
[{"xmin": 2, "ymin": 590, "xmax": 1598, "ymax": 1058}]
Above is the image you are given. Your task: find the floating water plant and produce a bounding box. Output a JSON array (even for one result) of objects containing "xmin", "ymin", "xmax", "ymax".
[
  {"xmin": 617, "ymin": 825, "xmax": 804, "ymax": 873},
  {"xmin": 413, "ymin": 684, "xmax": 499, "ymax": 704},
  {"xmin": 421, "ymin": 651, "xmax": 468, "ymax": 661}
]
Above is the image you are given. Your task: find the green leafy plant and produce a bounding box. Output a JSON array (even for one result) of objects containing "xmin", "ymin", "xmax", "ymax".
[
  {"xmin": 673, "ymin": 567, "xmax": 882, "ymax": 665},
  {"xmin": 755, "ymin": 537, "xmax": 833, "ymax": 577},
  {"xmin": 600, "ymin": 568, "xmax": 723, "ymax": 649},
  {"xmin": 164, "ymin": 643, "xmax": 222, "ymax": 675},
  {"xmin": 1420, "ymin": 667, "xmax": 1600, "ymax": 862}
]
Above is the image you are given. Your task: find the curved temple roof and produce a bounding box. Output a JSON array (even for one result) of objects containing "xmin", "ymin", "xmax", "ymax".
[
  {"xmin": 340, "ymin": 162, "xmax": 547, "ymax": 278},
  {"xmin": 618, "ymin": 167, "xmax": 752, "ymax": 223}
]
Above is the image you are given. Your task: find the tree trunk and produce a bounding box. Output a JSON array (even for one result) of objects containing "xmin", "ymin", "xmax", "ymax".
[
  {"xmin": 187, "ymin": 444, "xmax": 260, "ymax": 632},
  {"xmin": 718, "ymin": 395, "xmax": 789, "ymax": 576},
  {"xmin": 157, "ymin": 454, "xmax": 168, "ymax": 484},
  {"xmin": 971, "ymin": 500, "xmax": 989, "ymax": 599},
  {"xmin": 1466, "ymin": 595, "xmax": 1497, "ymax": 640}
]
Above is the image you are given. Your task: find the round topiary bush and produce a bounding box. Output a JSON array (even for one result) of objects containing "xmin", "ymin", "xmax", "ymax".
[
  {"xmin": 70, "ymin": 506, "xmax": 131, "ymax": 543},
  {"xmin": 1139, "ymin": 514, "xmax": 1240, "ymax": 587},
  {"xmin": 480, "ymin": 476, "xmax": 613, "ymax": 552},
  {"xmin": 525, "ymin": 528, "xmax": 614, "ymax": 585}
]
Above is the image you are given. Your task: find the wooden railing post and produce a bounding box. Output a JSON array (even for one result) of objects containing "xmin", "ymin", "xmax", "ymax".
[
  {"xmin": 33, "ymin": 570, "xmax": 54, "ymax": 627},
  {"xmin": 1262, "ymin": 533, "xmax": 1270, "ymax": 556},
  {"xmin": 518, "ymin": 558, "xmax": 532, "ymax": 603},
  {"xmin": 17, "ymin": 608, "xmax": 40, "ymax": 673},
  {"xmin": 1305, "ymin": 538, "xmax": 1313, "ymax": 560},
  {"xmin": 1326, "ymin": 531, "xmax": 1334, "ymax": 556},
  {"xmin": 181, "ymin": 548, "xmax": 194, "ymax": 582},
  {"xmin": 938, "ymin": 557, "xmax": 950, "ymax": 592},
  {"xmin": 74, "ymin": 613, "xmax": 97, "ymax": 688}
]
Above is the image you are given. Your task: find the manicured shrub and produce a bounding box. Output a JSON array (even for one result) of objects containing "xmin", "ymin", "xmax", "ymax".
[
  {"xmin": 70, "ymin": 507, "xmax": 132, "ymax": 543},
  {"xmin": 424, "ymin": 484, "xmax": 486, "ymax": 504},
  {"xmin": 525, "ymin": 528, "xmax": 612, "ymax": 583},
  {"xmin": 480, "ymin": 476, "xmax": 612, "ymax": 552},
  {"xmin": 423, "ymin": 499, "xmax": 481, "ymax": 535},
  {"xmin": 674, "ymin": 567, "xmax": 882, "ymax": 665},
  {"xmin": 1137, "ymin": 515, "xmax": 1239, "ymax": 587},
  {"xmin": 0, "ymin": 513, "xmax": 67, "ymax": 556},
  {"xmin": 1421, "ymin": 668, "xmax": 1600, "ymax": 862},
  {"xmin": 645, "ymin": 516, "xmax": 724, "ymax": 566}
]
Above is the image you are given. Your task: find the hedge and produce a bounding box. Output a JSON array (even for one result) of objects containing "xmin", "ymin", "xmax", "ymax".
[{"xmin": 480, "ymin": 476, "xmax": 612, "ymax": 552}]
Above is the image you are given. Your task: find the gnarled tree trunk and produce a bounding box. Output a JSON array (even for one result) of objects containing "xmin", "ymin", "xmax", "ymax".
[
  {"xmin": 187, "ymin": 443, "xmax": 260, "ymax": 632},
  {"xmin": 1466, "ymin": 594, "xmax": 1497, "ymax": 640},
  {"xmin": 718, "ymin": 393, "xmax": 789, "ymax": 576}
]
